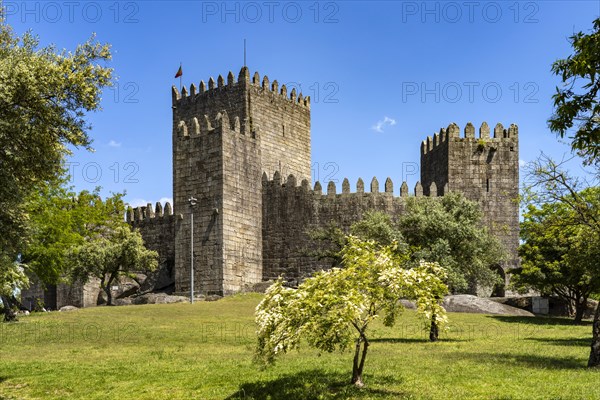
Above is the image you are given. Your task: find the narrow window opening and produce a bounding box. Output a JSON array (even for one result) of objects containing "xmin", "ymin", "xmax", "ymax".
[
  {"xmin": 282, "ymin": 124, "xmax": 285, "ymax": 137},
  {"xmin": 486, "ymin": 178, "xmax": 490, "ymax": 192},
  {"xmin": 510, "ymin": 146, "xmax": 514, "ymax": 152}
]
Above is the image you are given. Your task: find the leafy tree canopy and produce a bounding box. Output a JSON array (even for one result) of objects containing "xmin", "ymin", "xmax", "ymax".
[
  {"xmin": 399, "ymin": 193, "xmax": 505, "ymax": 293},
  {"xmin": 549, "ymin": 17, "xmax": 600, "ymax": 165},
  {"xmin": 0, "ymin": 14, "xmax": 112, "ymax": 299},
  {"xmin": 255, "ymin": 236, "xmax": 448, "ymax": 387},
  {"xmin": 513, "ymin": 193, "xmax": 600, "ymax": 323}
]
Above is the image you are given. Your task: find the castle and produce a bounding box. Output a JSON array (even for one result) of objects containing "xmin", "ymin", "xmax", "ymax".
[
  {"xmin": 127, "ymin": 66, "xmax": 519, "ymax": 298},
  {"xmin": 22, "ymin": 66, "xmax": 519, "ymax": 308}
]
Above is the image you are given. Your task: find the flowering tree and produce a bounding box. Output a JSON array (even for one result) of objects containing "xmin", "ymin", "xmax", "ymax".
[
  {"xmin": 0, "ymin": 255, "xmax": 28, "ymax": 322},
  {"xmin": 255, "ymin": 236, "xmax": 448, "ymax": 387}
]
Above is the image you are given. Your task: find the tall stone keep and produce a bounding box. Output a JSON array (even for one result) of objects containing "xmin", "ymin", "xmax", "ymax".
[
  {"xmin": 171, "ymin": 67, "xmax": 311, "ymax": 295},
  {"xmin": 420, "ymin": 122, "xmax": 520, "ymax": 293}
]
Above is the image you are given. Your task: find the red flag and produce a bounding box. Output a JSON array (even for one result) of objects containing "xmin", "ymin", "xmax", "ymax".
[{"xmin": 175, "ymin": 66, "xmax": 182, "ymax": 78}]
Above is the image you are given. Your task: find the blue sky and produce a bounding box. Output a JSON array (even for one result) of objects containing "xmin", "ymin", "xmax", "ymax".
[{"xmin": 5, "ymin": 0, "xmax": 600, "ymax": 207}]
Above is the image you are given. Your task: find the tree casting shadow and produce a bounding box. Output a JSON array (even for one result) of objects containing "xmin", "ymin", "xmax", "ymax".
[
  {"xmin": 526, "ymin": 337, "xmax": 591, "ymax": 347},
  {"xmin": 445, "ymin": 351, "xmax": 585, "ymax": 369},
  {"xmin": 487, "ymin": 315, "xmax": 592, "ymax": 326},
  {"xmin": 370, "ymin": 337, "xmax": 467, "ymax": 344},
  {"xmin": 225, "ymin": 369, "xmax": 409, "ymax": 400}
]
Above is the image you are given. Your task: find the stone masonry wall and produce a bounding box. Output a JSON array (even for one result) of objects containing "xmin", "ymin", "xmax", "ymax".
[
  {"xmin": 221, "ymin": 112, "xmax": 263, "ymax": 294},
  {"xmin": 127, "ymin": 203, "xmax": 178, "ymax": 291},
  {"xmin": 169, "ymin": 67, "xmax": 312, "ymax": 295},
  {"xmin": 172, "ymin": 111, "xmax": 226, "ymax": 295},
  {"xmin": 422, "ymin": 122, "xmax": 520, "ymax": 288},
  {"xmin": 248, "ymin": 71, "xmax": 312, "ymax": 183},
  {"xmin": 262, "ymin": 174, "xmax": 437, "ymax": 282}
]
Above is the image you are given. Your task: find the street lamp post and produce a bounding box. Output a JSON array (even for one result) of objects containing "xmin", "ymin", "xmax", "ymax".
[{"xmin": 188, "ymin": 196, "xmax": 197, "ymax": 303}]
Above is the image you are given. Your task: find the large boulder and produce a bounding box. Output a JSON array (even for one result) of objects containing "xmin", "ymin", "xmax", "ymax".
[
  {"xmin": 131, "ymin": 293, "xmax": 188, "ymax": 305},
  {"xmin": 59, "ymin": 305, "xmax": 78, "ymax": 312},
  {"xmin": 242, "ymin": 281, "xmax": 274, "ymax": 294},
  {"xmin": 442, "ymin": 295, "xmax": 534, "ymax": 316},
  {"xmin": 491, "ymin": 296, "xmax": 598, "ymax": 318}
]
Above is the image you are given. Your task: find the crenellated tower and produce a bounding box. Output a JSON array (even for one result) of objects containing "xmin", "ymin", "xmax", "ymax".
[
  {"xmin": 421, "ymin": 122, "xmax": 520, "ymax": 294},
  {"xmin": 171, "ymin": 67, "xmax": 311, "ymax": 295}
]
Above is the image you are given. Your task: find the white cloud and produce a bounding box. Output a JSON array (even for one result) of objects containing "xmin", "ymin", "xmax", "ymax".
[
  {"xmin": 519, "ymin": 159, "xmax": 527, "ymax": 168},
  {"xmin": 127, "ymin": 197, "xmax": 173, "ymax": 209},
  {"xmin": 371, "ymin": 116, "xmax": 397, "ymax": 133},
  {"xmin": 127, "ymin": 198, "xmax": 148, "ymax": 208},
  {"xmin": 159, "ymin": 197, "xmax": 174, "ymax": 206},
  {"xmin": 108, "ymin": 140, "xmax": 122, "ymax": 148}
]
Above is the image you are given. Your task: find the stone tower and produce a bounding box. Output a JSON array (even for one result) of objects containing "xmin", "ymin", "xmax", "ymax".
[
  {"xmin": 171, "ymin": 67, "xmax": 311, "ymax": 295},
  {"xmin": 420, "ymin": 122, "xmax": 520, "ymax": 294}
]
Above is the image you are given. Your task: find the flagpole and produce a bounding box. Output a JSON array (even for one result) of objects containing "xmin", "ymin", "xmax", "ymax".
[
  {"xmin": 244, "ymin": 39, "xmax": 246, "ymax": 67},
  {"xmin": 179, "ymin": 62, "xmax": 182, "ymax": 92}
]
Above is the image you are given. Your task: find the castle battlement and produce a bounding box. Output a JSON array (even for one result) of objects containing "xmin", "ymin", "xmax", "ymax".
[
  {"xmin": 127, "ymin": 202, "xmax": 176, "ymax": 224},
  {"xmin": 175, "ymin": 110, "xmax": 256, "ymax": 138},
  {"xmin": 421, "ymin": 122, "xmax": 518, "ymax": 155},
  {"xmin": 171, "ymin": 66, "xmax": 310, "ymax": 109},
  {"xmin": 262, "ymin": 172, "xmax": 449, "ymax": 199}
]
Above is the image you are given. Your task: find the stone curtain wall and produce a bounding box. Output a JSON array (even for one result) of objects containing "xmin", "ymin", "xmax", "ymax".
[
  {"xmin": 128, "ymin": 203, "xmax": 178, "ymax": 291},
  {"xmin": 262, "ymin": 174, "xmax": 439, "ymax": 282}
]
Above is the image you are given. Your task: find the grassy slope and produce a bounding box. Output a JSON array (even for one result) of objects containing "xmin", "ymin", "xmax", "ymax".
[{"xmin": 0, "ymin": 293, "xmax": 598, "ymax": 400}]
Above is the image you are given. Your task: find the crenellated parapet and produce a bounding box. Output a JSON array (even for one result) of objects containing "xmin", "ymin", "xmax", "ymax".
[
  {"xmin": 421, "ymin": 122, "xmax": 518, "ymax": 155},
  {"xmin": 175, "ymin": 110, "xmax": 256, "ymax": 139},
  {"xmin": 127, "ymin": 201, "xmax": 179, "ymax": 226},
  {"xmin": 261, "ymin": 172, "xmax": 448, "ymax": 199},
  {"xmin": 262, "ymin": 172, "xmax": 450, "ymax": 281},
  {"xmin": 171, "ymin": 66, "xmax": 310, "ymax": 109}
]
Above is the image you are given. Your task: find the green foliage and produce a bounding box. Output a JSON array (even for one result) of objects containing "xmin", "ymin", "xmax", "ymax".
[
  {"xmin": 520, "ymin": 155, "xmax": 600, "ymax": 364},
  {"xmin": 0, "ymin": 15, "xmax": 112, "ymax": 294},
  {"xmin": 549, "ymin": 17, "xmax": 600, "ymax": 165},
  {"xmin": 69, "ymin": 223, "xmax": 158, "ymax": 306},
  {"xmin": 255, "ymin": 236, "xmax": 448, "ymax": 385},
  {"xmin": 24, "ymin": 174, "xmax": 133, "ymax": 288},
  {"xmin": 477, "ymin": 138, "xmax": 486, "ymax": 151},
  {"xmin": 0, "ymin": 255, "xmax": 27, "ymax": 298},
  {"xmin": 399, "ymin": 193, "xmax": 505, "ymax": 293},
  {"xmin": 306, "ymin": 211, "xmax": 406, "ymax": 268},
  {"xmin": 306, "ymin": 224, "xmax": 347, "ymax": 268},
  {"xmin": 513, "ymin": 188, "xmax": 600, "ymax": 321},
  {"xmin": 350, "ymin": 211, "xmax": 405, "ymax": 248},
  {"xmin": 22, "ymin": 171, "xmax": 157, "ymax": 306}
]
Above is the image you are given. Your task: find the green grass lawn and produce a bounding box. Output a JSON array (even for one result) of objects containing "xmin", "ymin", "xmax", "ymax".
[{"xmin": 0, "ymin": 293, "xmax": 598, "ymax": 399}]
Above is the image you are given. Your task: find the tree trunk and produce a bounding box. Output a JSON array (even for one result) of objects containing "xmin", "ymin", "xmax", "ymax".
[
  {"xmin": 574, "ymin": 299, "xmax": 587, "ymax": 324},
  {"xmin": 588, "ymin": 301, "xmax": 600, "ymax": 367},
  {"xmin": 430, "ymin": 318, "xmax": 439, "ymax": 342},
  {"xmin": 1, "ymin": 295, "xmax": 18, "ymax": 322},
  {"xmin": 351, "ymin": 334, "xmax": 369, "ymax": 387},
  {"xmin": 104, "ymin": 285, "xmax": 113, "ymax": 306}
]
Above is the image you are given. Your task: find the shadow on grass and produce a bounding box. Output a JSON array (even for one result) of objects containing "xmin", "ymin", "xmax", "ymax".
[
  {"xmin": 487, "ymin": 315, "xmax": 592, "ymax": 326},
  {"xmin": 370, "ymin": 337, "xmax": 467, "ymax": 344},
  {"xmin": 526, "ymin": 337, "xmax": 591, "ymax": 347},
  {"xmin": 225, "ymin": 369, "xmax": 410, "ymax": 400},
  {"xmin": 445, "ymin": 351, "xmax": 584, "ymax": 369}
]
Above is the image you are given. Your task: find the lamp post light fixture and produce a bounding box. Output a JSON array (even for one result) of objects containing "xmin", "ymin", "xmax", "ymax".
[{"xmin": 188, "ymin": 196, "xmax": 197, "ymax": 303}]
